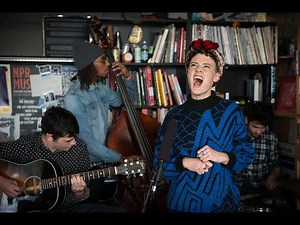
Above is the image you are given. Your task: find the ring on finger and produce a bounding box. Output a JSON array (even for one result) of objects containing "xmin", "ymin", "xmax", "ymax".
[{"xmin": 200, "ymin": 151, "xmax": 205, "ymax": 156}]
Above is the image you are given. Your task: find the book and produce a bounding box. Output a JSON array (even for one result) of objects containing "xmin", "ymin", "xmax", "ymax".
[
  {"xmin": 178, "ymin": 27, "xmax": 186, "ymax": 63},
  {"xmin": 253, "ymin": 79, "xmax": 260, "ymax": 101},
  {"xmin": 156, "ymin": 69, "xmax": 168, "ymax": 107},
  {"xmin": 168, "ymin": 73, "xmax": 182, "ymax": 105},
  {"xmin": 246, "ymin": 78, "xmax": 261, "ymax": 102},
  {"xmin": 154, "ymin": 70, "xmax": 162, "ymax": 106},
  {"xmin": 270, "ymin": 66, "xmax": 276, "ymax": 104},
  {"xmin": 172, "ymin": 74, "xmax": 185, "ymax": 104},
  {"xmin": 256, "ymin": 27, "xmax": 267, "ymax": 64},
  {"xmin": 139, "ymin": 68, "xmax": 146, "ymax": 106},
  {"xmin": 150, "ymin": 33, "xmax": 162, "ymax": 63},
  {"xmin": 154, "ymin": 28, "xmax": 169, "ymax": 63},
  {"xmin": 164, "ymin": 23, "xmax": 175, "ymax": 63},
  {"xmin": 253, "ymin": 73, "xmax": 263, "ymax": 102},
  {"xmin": 144, "ymin": 66, "xmax": 155, "ymax": 106},
  {"xmin": 294, "ymin": 50, "xmax": 300, "ymax": 75},
  {"xmin": 246, "ymin": 79, "xmax": 254, "ymax": 100},
  {"xmin": 173, "ymin": 28, "xmax": 181, "ymax": 63},
  {"xmin": 167, "ymin": 74, "xmax": 178, "ymax": 105},
  {"xmin": 133, "ymin": 70, "xmax": 142, "ymax": 106},
  {"xmin": 163, "ymin": 70, "xmax": 173, "ymax": 106}
]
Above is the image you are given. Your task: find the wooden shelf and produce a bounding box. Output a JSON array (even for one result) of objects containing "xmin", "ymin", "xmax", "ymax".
[
  {"xmin": 278, "ymin": 55, "xmax": 294, "ymax": 59},
  {"xmin": 274, "ymin": 110, "xmax": 296, "ymax": 118},
  {"xmin": 272, "ymin": 14, "xmax": 300, "ymax": 181}
]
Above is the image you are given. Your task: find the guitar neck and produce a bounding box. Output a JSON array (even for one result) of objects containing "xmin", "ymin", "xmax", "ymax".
[{"xmin": 42, "ymin": 166, "xmax": 117, "ymax": 190}]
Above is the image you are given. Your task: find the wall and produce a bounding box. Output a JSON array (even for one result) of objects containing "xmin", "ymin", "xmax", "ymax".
[
  {"xmin": 0, "ymin": 13, "xmax": 101, "ymax": 56},
  {"xmin": 0, "ymin": 12, "xmax": 187, "ymax": 57}
]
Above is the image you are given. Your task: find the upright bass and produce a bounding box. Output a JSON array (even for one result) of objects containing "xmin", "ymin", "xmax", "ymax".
[{"xmin": 89, "ymin": 16, "xmax": 166, "ymax": 212}]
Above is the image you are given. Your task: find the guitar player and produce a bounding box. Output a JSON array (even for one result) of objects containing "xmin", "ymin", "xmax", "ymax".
[{"xmin": 0, "ymin": 106, "xmax": 125, "ymax": 213}]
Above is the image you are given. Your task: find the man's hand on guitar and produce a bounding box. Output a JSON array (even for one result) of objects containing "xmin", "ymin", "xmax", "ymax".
[
  {"xmin": 71, "ymin": 174, "xmax": 90, "ymax": 202},
  {"xmin": 0, "ymin": 175, "xmax": 21, "ymax": 199},
  {"xmin": 71, "ymin": 174, "xmax": 87, "ymax": 193}
]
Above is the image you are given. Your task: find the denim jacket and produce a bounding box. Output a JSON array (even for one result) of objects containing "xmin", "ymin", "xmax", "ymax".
[{"xmin": 64, "ymin": 78, "xmax": 136, "ymax": 163}]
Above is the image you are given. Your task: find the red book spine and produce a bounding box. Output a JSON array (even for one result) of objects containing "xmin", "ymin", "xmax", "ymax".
[{"xmin": 163, "ymin": 70, "xmax": 173, "ymax": 106}]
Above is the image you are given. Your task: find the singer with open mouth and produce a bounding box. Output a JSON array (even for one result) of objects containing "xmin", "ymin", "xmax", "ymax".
[{"xmin": 152, "ymin": 38, "xmax": 255, "ymax": 213}]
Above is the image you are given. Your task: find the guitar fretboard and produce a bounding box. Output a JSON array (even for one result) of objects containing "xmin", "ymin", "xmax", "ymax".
[{"xmin": 41, "ymin": 167, "xmax": 117, "ymax": 190}]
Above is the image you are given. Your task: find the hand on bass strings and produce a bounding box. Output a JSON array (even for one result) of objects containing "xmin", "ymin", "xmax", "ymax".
[{"xmin": 111, "ymin": 61, "xmax": 131, "ymax": 79}]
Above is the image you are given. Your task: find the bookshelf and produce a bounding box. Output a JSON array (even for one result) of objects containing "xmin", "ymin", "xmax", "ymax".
[
  {"xmin": 97, "ymin": 14, "xmax": 280, "ymax": 123},
  {"xmin": 96, "ymin": 16, "xmax": 188, "ymax": 122},
  {"xmin": 268, "ymin": 13, "xmax": 300, "ymax": 210},
  {"xmin": 0, "ymin": 13, "xmax": 282, "ymax": 123},
  {"xmin": 42, "ymin": 14, "xmax": 280, "ymax": 123},
  {"xmin": 189, "ymin": 18, "xmax": 278, "ymax": 104}
]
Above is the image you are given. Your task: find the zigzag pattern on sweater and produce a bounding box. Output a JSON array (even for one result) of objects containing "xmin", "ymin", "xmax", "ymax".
[{"xmin": 159, "ymin": 99, "xmax": 250, "ymax": 212}]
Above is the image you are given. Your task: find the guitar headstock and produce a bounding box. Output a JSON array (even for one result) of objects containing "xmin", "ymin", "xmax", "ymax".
[{"xmin": 117, "ymin": 159, "xmax": 146, "ymax": 177}]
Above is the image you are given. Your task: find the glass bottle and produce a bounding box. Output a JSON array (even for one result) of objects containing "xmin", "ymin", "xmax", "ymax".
[
  {"xmin": 113, "ymin": 31, "xmax": 122, "ymax": 61},
  {"xmin": 141, "ymin": 41, "xmax": 149, "ymax": 63},
  {"xmin": 115, "ymin": 31, "xmax": 122, "ymax": 51},
  {"xmin": 134, "ymin": 44, "xmax": 141, "ymax": 63}
]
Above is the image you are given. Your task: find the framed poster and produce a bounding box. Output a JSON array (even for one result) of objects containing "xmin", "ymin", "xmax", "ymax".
[
  {"xmin": 0, "ymin": 56, "xmax": 76, "ymax": 136},
  {"xmin": 0, "ymin": 64, "xmax": 12, "ymax": 115}
]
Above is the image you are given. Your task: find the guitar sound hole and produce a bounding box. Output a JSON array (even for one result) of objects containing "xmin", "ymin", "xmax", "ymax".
[{"xmin": 24, "ymin": 176, "xmax": 42, "ymax": 196}]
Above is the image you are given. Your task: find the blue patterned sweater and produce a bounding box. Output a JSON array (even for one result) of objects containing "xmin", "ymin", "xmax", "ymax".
[{"xmin": 153, "ymin": 93, "xmax": 255, "ymax": 212}]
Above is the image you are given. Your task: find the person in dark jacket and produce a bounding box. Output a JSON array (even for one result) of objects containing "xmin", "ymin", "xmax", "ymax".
[
  {"xmin": 0, "ymin": 106, "xmax": 123, "ymax": 212},
  {"xmin": 237, "ymin": 101, "xmax": 281, "ymax": 195}
]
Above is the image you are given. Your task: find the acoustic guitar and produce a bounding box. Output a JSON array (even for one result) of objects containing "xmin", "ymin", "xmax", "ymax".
[{"xmin": 0, "ymin": 158, "xmax": 146, "ymax": 212}]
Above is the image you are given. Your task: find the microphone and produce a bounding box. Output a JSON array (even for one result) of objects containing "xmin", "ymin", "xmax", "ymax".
[
  {"xmin": 151, "ymin": 119, "xmax": 178, "ymax": 193},
  {"xmin": 142, "ymin": 119, "xmax": 178, "ymax": 212}
]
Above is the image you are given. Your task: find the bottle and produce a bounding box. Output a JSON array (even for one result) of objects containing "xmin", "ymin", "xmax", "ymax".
[
  {"xmin": 148, "ymin": 45, "xmax": 154, "ymax": 59},
  {"xmin": 112, "ymin": 47, "xmax": 120, "ymax": 62},
  {"xmin": 115, "ymin": 31, "xmax": 122, "ymax": 50},
  {"xmin": 289, "ymin": 38, "xmax": 295, "ymax": 56},
  {"xmin": 141, "ymin": 41, "xmax": 149, "ymax": 63},
  {"xmin": 113, "ymin": 31, "xmax": 122, "ymax": 61},
  {"xmin": 134, "ymin": 44, "xmax": 141, "ymax": 63}
]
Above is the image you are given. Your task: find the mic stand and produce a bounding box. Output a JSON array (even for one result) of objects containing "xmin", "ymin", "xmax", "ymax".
[{"xmin": 141, "ymin": 160, "xmax": 163, "ymax": 213}]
